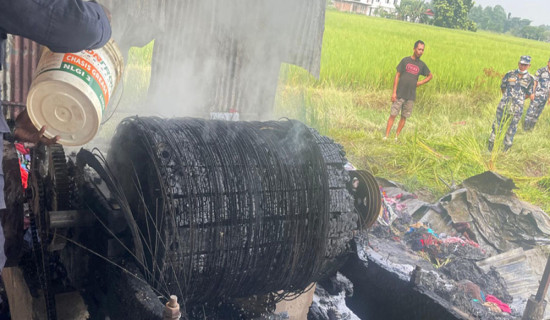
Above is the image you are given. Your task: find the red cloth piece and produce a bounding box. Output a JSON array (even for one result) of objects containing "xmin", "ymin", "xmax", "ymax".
[
  {"xmin": 485, "ymin": 294, "xmax": 511, "ymax": 314},
  {"xmin": 15, "ymin": 143, "xmax": 29, "ymax": 155},
  {"xmin": 19, "ymin": 164, "xmax": 28, "ymax": 189}
]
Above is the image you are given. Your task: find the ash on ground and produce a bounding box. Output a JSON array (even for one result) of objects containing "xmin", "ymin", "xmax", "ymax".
[{"xmin": 339, "ymin": 171, "xmax": 550, "ymax": 320}]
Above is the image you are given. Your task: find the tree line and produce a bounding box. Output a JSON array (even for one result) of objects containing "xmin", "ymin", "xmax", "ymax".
[
  {"xmin": 469, "ymin": 5, "xmax": 549, "ymax": 41},
  {"xmin": 386, "ymin": 0, "xmax": 550, "ymax": 42}
]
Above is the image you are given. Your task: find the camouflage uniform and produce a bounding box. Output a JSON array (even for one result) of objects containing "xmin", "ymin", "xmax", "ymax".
[
  {"xmin": 488, "ymin": 69, "xmax": 534, "ymax": 151},
  {"xmin": 524, "ymin": 66, "xmax": 550, "ymax": 131}
]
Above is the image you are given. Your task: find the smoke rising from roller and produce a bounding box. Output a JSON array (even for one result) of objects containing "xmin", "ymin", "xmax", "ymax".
[{"xmin": 99, "ymin": 0, "xmax": 325, "ymax": 120}]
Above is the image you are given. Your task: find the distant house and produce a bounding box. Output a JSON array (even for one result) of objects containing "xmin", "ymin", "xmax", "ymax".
[
  {"xmin": 333, "ymin": 0, "xmax": 401, "ymax": 17},
  {"xmin": 425, "ymin": 8, "xmax": 434, "ymax": 18}
]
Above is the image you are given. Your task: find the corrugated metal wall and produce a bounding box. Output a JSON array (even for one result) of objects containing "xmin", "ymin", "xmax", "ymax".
[
  {"xmin": 1, "ymin": 35, "xmax": 41, "ymax": 120},
  {"xmin": 101, "ymin": 0, "xmax": 326, "ymax": 120}
]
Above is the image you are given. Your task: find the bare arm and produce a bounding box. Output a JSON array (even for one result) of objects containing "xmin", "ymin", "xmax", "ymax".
[
  {"xmin": 392, "ymin": 72, "xmax": 400, "ymax": 102},
  {"xmin": 417, "ymin": 73, "xmax": 433, "ymax": 87}
]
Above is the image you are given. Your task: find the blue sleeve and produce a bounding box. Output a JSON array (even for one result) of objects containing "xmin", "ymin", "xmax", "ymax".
[
  {"xmin": 501, "ymin": 72, "xmax": 510, "ymax": 90},
  {"xmin": 528, "ymin": 76, "xmax": 535, "ymax": 95},
  {"xmin": 534, "ymin": 68, "xmax": 542, "ymax": 82},
  {"xmin": 0, "ymin": 0, "xmax": 111, "ymax": 53}
]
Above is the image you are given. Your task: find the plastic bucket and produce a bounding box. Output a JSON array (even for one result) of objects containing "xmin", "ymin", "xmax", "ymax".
[{"xmin": 27, "ymin": 39, "xmax": 124, "ymax": 146}]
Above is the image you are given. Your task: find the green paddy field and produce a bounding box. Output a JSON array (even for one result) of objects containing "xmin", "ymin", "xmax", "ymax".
[{"xmin": 276, "ymin": 10, "xmax": 550, "ymax": 210}]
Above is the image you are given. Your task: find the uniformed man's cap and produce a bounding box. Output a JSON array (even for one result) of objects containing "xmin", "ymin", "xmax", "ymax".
[{"xmin": 519, "ymin": 55, "xmax": 531, "ymax": 64}]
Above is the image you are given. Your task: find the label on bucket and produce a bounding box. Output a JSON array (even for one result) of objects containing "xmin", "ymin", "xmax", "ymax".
[
  {"xmin": 35, "ymin": 49, "xmax": 116, "ymax": 112},
  {"xmin": 27, "ymin": 39, "xmax": 123, "ymax": 146}
]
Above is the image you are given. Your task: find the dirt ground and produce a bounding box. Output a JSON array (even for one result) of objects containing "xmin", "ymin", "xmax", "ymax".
[{"xmin": 274, "ymin": 284, "xmax": 316, "ymax": 320}]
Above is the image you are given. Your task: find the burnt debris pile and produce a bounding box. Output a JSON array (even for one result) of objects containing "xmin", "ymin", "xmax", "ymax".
[
  {"xmin": 107, "ymin": 117, "xmax": 358, "ymax": 306},
  {"xmin": 343, "ymin": 172, "xmax": 550, "ymax": 319}
]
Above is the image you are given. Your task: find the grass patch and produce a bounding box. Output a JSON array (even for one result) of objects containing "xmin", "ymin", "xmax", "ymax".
[
  {"xmin": 276, "ymin": 83, "xmax": 550, "ymax": 211},
  {"xmin": 286, "ymin": 11, "xmax": 550, "ymax": 95},
  {"xmin": 275, "ymin": 11, "xmax": 550, "ymax": 211}
]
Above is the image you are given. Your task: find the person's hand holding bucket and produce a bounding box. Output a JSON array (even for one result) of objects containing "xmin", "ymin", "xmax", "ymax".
[{"xmin": 14, "ymin": 110, "xmax": 59, "ymax": 145}]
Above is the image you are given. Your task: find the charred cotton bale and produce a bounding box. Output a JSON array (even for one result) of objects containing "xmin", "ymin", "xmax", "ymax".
[{"xmin": 107, "ymin": 117, "xmax": 356, "ymax": 305}]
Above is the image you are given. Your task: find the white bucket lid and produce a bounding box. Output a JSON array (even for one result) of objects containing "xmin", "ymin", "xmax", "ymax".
[{"xmin": 27, "ymin": 80, "xmax": 101, "ymax": 146}]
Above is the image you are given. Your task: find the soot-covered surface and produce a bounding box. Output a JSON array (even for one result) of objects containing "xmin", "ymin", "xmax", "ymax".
[
  {"xmin": 338, "ymin": 172, "xmax": 544, "ymax": 319},
  {"xmin": 107, "ymin": 117, "xmax": 358, "ymax": 307},
  {"xmin": 342, "ymin": 234, "xmax": 516, "ymax": 320}
]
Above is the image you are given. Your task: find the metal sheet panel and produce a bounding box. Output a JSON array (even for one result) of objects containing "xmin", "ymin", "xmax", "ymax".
[
  {"xmin": 1, "ymin": 35, "xmax": 41, "ymax": 120},
  {"xmin": 101, "ymin": 0, "xmax": 325, "ymax": 119},
  {"xmin": 477, "ymin": 247, "xmax": 550, "ymax": 318}
]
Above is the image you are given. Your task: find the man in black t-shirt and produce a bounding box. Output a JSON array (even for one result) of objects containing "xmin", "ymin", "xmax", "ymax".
[{"xmin": 384, "ymin": 40, "xmax": 433, "ymax": 140}]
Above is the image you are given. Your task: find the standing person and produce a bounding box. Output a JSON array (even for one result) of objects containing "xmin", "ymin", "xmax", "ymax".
[
  {"xmin": 0, "ymin": 0, "xmax": 111, "ymax": 272},
  {"xmin": 523, "ymin": 58, "xmax": 550, "ymax": 131},
  {"xmin": 488, "ymin": 56, "xmax": 534, "ymax": 152},
  {"xmin": 384, "ymin": 40, "xmax": 433, "ymax": 140}
]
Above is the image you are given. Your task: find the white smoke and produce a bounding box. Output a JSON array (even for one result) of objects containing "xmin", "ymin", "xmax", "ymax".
[{"xmin": 98, "ymin": 0, "xmax": 325, "ymax": 121}]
